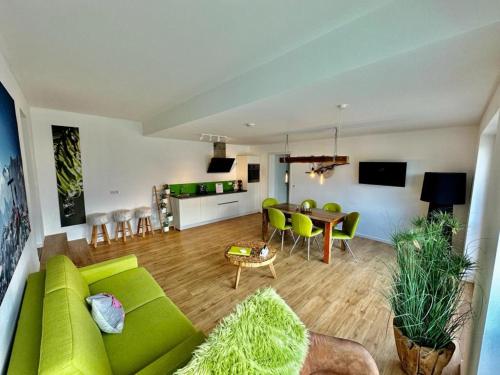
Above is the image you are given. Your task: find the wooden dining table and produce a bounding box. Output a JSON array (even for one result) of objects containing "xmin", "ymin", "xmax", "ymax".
[{"xmin": 262, "ymin": 203, "xmax": 346, "ymax": 264}]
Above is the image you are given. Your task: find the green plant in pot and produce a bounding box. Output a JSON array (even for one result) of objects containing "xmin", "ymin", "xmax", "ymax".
[
  {"xmin": 162, "ymin": 220, "xmax": 170, "ymax": 232},
  {"xmin": 388, "ymin": 212, "xmax": 474, "ymax": 375}
]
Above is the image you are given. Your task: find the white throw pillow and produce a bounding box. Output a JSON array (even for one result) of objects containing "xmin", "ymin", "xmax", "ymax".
[{"xmin": 86, "ymin": 293, "xmax": 125, "ymax": 334}]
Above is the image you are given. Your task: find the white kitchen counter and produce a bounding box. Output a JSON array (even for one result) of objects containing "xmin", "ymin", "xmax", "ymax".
[{"xmin": 170, "ymin": 188, "xmax": 259, "ymax": 230}]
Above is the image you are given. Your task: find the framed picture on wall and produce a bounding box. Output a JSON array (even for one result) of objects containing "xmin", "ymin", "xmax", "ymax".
[
  {"xmin": 51, "ymin": 125, "xmax": 86, "ymax": 227},
  {"xmin": 0, "ymin": 81, "xmax": 31, "ymax": 304}
]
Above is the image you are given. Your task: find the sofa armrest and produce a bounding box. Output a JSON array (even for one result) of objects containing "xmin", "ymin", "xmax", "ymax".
[
  {"xmin": 8, "ymin": 271, "xmax": 45, "ymax": 375},
  {"xmin": 79, "ymin": 255, "xmax": 138, "ymax": 284}
]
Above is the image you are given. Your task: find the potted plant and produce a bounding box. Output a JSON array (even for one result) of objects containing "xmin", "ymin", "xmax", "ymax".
[
  {"xmin": 388, "ymin": 212, "xmax": 474, "ymax": 375},
  {"xmin": 163, "ymin": 184, "xmax": 170, "ymax": 195},
  {"xmin": 162, "ymin": 221, "xmax": 169, "ymax": 232},
  {"xmin": 166, "ymin": 212, "xmax": 173, "ymax": 222},
  {"xmin": 160, "ymin": 202, "xmax": 167, "ymax": 214}
]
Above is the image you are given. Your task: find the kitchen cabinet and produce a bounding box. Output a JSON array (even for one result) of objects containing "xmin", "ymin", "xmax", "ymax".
[
  {"xmin": 245, "ymin": 183, "xmax": 261, "ymax": 213},
  {"xmin": 236, "ymin": 155, "xmax": 261, "ymax": 213},
  {"xmin": 218, "ymin": 199, "xmax": 239, "ymax": 218},
  {"xmin": 200, "ymin": 195, "xmax": 219, "ymax": 222},
  {"xmin": 171, "ymin": 197, "xmax": 201, "ymax": 230},
  {"xmin": 172, "ymin": 191, "xmax": 254, "ymax": 230}
]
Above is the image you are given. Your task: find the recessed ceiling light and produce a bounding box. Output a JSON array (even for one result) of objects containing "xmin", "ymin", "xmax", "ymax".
[
  {"xmin": 245, "ymin": 123, "xmax": 256, "ymax": 127},
  {"xmin": 337, "ymin": 104, "xmax": 349, "ymax": 110}
]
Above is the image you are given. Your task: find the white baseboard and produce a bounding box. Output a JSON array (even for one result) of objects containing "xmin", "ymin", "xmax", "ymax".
[
  {"xmin": 174, "ymin": 211, "xmax": 259, "ymax": 231},
  {"xmin": 355, "ymin": 232, "xmax": 392, "ymax": 245}
]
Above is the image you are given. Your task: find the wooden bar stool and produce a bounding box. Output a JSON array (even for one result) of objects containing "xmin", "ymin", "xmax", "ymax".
[
  {"xmin": 113, "ymin": 209, "xmax": 134, "ymax": 242},
  {"xmin": 87, "ymin": 213, "xmax": 111, "ymax": 248},
  {"xmin": 135, "ymin": 207, "xmax": 154, "ymax": 237}
]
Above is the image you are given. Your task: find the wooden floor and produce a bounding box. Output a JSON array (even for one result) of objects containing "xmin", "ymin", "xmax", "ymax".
[{"xmin": 65, "ymin": 213, "xmax": 469, "ymax": 375}]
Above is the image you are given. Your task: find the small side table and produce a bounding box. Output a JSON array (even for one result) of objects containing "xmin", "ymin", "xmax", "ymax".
[{"xmin": 224, "ymin": 240, "xmax": 277, "ymax": 289}]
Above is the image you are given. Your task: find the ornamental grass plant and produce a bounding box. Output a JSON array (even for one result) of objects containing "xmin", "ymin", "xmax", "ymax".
[{"xmin": 389, "ymin": 212, "xmax": 474, "ymax": 349}]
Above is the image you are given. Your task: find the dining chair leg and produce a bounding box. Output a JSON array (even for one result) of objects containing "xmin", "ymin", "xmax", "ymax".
[
  {"xmin": 313, "ymin": 236, "xmax": 321, "ymax": 250},
  {"xmin": 288, "ymin": 229, "xmax": 295, "ymax": 242},
  {"xmin": 344, "ymin": 240, "xmax": 358, "ymax": 262},
  {"xmin": 269, "ymin": 228, "xmax": 278, "ymax": 243},
  {"xmin": 290, "ymin": 235, "xmax": 301, "ymax": 255},
  {"xmin": 307, "ymin": 237, "xmax": 311, "ymax": 261},
  {"xmin": 281, "ymin": 230, "xmax": 285, "ymax": 252}
]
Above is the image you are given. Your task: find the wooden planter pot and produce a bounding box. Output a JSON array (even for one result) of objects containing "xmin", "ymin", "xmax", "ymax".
[{"xmin": 393, "ymin": 323, "xmax": 455, "ymax": 375}]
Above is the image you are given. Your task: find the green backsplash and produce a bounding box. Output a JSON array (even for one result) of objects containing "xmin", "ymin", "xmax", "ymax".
[{"xmin": 168, "ymin": 180, "xmax": 235, "ymax": 194}]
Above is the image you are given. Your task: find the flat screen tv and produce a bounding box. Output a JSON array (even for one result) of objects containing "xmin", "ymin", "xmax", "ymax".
[{"xmin": 359, "ymin": 162, "xmax": 407, "ymax": 187}]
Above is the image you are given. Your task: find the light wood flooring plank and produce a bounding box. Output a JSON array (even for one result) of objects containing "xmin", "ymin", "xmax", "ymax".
[{"xmin": 67, "ymin": 213, "xmax": 470, "ymax": 375}]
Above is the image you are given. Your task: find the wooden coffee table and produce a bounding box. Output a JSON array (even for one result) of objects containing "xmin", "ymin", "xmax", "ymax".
[{"xmin": 224, "ymin": 240, "xmax": 277, "ymax": 289}]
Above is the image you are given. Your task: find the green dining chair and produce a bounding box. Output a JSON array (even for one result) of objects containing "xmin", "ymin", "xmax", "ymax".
[
  {"xmin": 331, "ymin": 212, "xmax": 360, "ymax": 261},
  {"xmin": 268, "ymin": 208, "xmax": 294, "ymax": 251},
  {"xmin": 290, "ymin": 213, "xmax": 323, "ymax": 260},
  {"xmin": 322, "ymin": 202, "xmax": 342, "ymax": 213},
  {"xmin": 301, "ymin": 199, "xmax": 317, "ymax": 209},
  {"xmin": 262, "ymin": 197, "xmax": 279, "ymax": 208}
]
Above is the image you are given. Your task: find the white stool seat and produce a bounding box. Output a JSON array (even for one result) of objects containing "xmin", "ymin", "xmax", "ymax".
[
  {"xmin": 135, "ymin": 207, "xmax": 152, "ymax": 218},
  {"xmin": 87, "ymin": 213, "xmax": 109, "ymax": 225},
  {"xmin": 113, "ymin": 209, "xmax": 133, "ymax": 222}
]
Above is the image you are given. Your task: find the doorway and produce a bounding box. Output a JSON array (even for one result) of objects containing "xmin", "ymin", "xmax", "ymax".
[{"xmin": 268, "ymin": 153, "xmax": 289, "ymax": 203}]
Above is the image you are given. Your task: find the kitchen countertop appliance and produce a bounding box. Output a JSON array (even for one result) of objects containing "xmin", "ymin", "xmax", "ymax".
[{"xmin": 197, "ymin": 183, "xmax": 208, "ymax": 195}]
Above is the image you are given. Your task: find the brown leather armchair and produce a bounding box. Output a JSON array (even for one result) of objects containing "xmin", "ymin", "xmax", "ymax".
[{"xmin": 301, "ymin": 332, "xmax": 379, "ymax": 375}]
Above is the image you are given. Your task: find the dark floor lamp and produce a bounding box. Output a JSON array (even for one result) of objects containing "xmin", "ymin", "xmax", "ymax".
[{"xmin": 420, "ymin": 172, "xmax": 466, "ymax": 217}]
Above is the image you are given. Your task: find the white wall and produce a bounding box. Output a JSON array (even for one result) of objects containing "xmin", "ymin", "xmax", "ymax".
[
  {"xmin": 0, "ymin": 51, "xmax": 40, "ymax": 372},
  {"xmin": 465, "ymin": 82, "xmax": 500, "ymax": 375},
  {"xmin": 476, "ymin": 129, "xmax": 500, "ymax": 375},
  {"xmin": 465, "ymin": 131, "xmax": 496, "ymax": 280},
  {"xmin": 30, "ymin": 107, "xmax": 250, "ymax": 241},
  {"xmin": 251, "ymin": 126, "xmax": 478, "ymax": 244}
]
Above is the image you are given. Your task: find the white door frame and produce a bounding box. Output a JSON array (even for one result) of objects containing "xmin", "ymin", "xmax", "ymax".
[{"xmin": 267, "ymin": 152, "xmax": 289, "ymax": 202}]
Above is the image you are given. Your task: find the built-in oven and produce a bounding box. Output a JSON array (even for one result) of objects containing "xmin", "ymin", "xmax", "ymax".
[{"xmin": 248, "ymin": 163, "xmax": 260, "ymax": 183}]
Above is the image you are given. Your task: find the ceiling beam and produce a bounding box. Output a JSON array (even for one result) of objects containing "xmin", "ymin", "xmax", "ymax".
[
  {"xmin": 143, "ymin": 0, "xmax": 500, "ymax": 136},
  {"xmin": 279, "ymin": 156, "xmax": 349, "ymax": 164}
]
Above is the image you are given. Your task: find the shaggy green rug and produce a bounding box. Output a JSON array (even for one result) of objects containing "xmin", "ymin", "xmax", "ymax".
[{"xmin": 175, "ymin": 288, "xmax": 309, "ymax": 375}]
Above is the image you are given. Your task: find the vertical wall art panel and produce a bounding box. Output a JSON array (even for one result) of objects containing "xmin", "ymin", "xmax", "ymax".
[
  {"xmin": 51, "ymin": 125, "xmax": 86, "ymax": 227},
  {"xmin": 0, "ymin": 82, "xmax": 31, "ymax": 304}
]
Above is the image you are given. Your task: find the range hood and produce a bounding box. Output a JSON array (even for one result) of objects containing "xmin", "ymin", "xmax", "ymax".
[{"xmin": 207, "ymin": 142, "xmax": 234, "ymax": 173}]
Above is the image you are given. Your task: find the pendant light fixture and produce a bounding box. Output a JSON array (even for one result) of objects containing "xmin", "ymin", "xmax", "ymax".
[
  {"xmin": 284, "ymin": 134, "xmax": 289, "ymax": 184},
  {"xmin": 291, "ymin": 104, "xmax": 349, "ymax": 184},
  {"xmin": 309, "ymin": 164, "xmax": 315, "ymax": 178}
]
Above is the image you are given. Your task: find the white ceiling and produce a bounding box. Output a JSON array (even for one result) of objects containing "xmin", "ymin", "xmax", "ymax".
[
  {"xmin": 0, "ymin": 0, "xmax": 499, "ymax": 144},
  {"xmin": 0, "ymin": 0, "xmax": 389, "ymax": 119},
  {"xmin": 157, "ymin": 22, "xmax": 500, "ymax": 144}
]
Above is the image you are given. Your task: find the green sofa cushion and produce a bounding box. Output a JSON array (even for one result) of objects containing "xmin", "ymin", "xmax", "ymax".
[
  {"xmin": 89, "ymin": 267, "xmax": 165, "ymax": 313},
  {"xmin": 7, "ymin": 271, "xmax": 45, "ymax": 375},
  {"xmin": 136, "ymin": 331, "xmax": 206, "ymax": 375},
  {"xmin": 39, "ymin": 288, "xmax": 112, "ymax": 375},
  {"xmin": 45, "ymin": 255, "xmax": 89, "ymax": 299},
  {"xmin": 103, "ymin": 297, "xmax": 197, "ymax": 375}
]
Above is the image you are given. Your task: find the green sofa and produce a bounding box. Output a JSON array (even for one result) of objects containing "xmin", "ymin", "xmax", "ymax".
[{"xmin": 8, "ymin": 255, "xmax": 205, "ymax": 375}]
